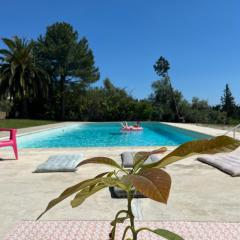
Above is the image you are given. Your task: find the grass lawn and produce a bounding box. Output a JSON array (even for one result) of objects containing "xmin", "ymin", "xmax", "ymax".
[{"xmin": 0, "ymin": 119, "xmax": 59, "ymax": 129}]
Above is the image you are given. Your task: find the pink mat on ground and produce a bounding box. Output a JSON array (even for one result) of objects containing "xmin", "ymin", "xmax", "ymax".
[{"xmin": 4, "ymin": 220, "xmax": 240, "ymax": 240}]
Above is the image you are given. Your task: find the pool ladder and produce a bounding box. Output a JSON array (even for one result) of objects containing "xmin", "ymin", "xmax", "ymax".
[{"xmin": 224, "ymin": 123, "xmax": 240, "ymax": 139}]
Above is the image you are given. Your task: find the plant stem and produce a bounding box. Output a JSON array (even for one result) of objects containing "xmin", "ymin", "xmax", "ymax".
[
  {"xmin": 121, "ymin": 226, "xmax": 131, "ymax": 240},
  {"xmin": 110, "ymin": 209, "xmax": 128, "ymax": 239},
  {"xmin": 127, "ymin": 192, "xmax": 137, "ymax": 240}
]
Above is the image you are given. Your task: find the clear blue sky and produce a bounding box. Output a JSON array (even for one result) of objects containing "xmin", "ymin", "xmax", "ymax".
[{"xmin": 0, "ymin": 0, "xmax": 239, "ymax": 105}]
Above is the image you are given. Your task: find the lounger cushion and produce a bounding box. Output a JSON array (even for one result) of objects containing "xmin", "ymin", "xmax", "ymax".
[
  {"xmin": 34, "ymin": 154, "xmax": 83, "ymax": 173},
  {"xmin": 121, "ymin": 151, "xmax": 162, "ymax": 168},
  {"xmin": 197, "ymin": 152, "xmax": 240, "ymax": 177}
]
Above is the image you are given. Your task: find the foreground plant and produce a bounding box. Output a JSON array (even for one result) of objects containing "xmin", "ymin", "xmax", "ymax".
[{"xmin": 38, "ymin": 136, "xmax": 240, "ymax": 240}]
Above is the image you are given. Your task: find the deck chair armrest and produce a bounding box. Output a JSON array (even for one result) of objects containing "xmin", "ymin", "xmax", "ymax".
[{"xmin": 0, "ymin": 128, "xmax": 13, "ymax": 132}]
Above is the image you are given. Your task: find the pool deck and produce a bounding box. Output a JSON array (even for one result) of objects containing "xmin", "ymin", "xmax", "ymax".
[
  {"xmin": 0, "ymin": 122, "xmax": 240, "ymax": 238},
  {"xmin": 163, "ymin": 122, "xmax": 240, "ymax": 139}
]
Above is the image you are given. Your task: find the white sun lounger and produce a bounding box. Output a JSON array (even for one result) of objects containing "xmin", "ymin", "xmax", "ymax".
[{"xmin": 197, "ymin": 149, "xmax": 240, "ymax": 177}]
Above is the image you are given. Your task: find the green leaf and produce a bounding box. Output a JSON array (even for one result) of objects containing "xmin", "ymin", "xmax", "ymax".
[
  {"xmin": 133, "ymin": 147, "xmax": 167, "ymax": 168},
  {"xmin": 89, "ymin": 172, "xmax": 113, "ymax": 191},
  {"xmin": 37, "ymin": 176, "xmax": 129, "ymax": 219},
  {"xmin": 153, "ymin": 229, "xmax": 184, "ymax": 240},
  {"xmin": 78, "ymin": 157, "xmax": 124, "ymax": 171},
  {"xmin": 123, "ymin": 168, "xmax": 171, "ymax": 203},
  {"xmin": 37, "ymin": 176, "xmax": 108, "ymax": 220},
  {"xmin": 107, "ymin": 172, "xmax": 115, "ymax": 177},
  {"xmin": 144, "ymin": 136, "xmax": 240, "ymax": 169},
  {"xmin": 37, "ymin": 178, "xmax": 101, "ymax": 219},
  {"xmin": 101, "ymin": 177, "xmax": 129, "ymax": 190},
  {"xmin": 94, "ymin": 171, "xmax": 111, "ymax": 178},
  {"xmin": 71, "ymin": 184, "xmax": 106, "ymax": 208},
  {"xmin": 0, "ymin": 49, "xmax": 12, "ymax": 56},
  {"xmin": 71, "ymin": 177, "xmax": 130, "ymax": 207},
  {"xmin": 2, "ymin": 38, "xmax": 16, "ymax": 50}
]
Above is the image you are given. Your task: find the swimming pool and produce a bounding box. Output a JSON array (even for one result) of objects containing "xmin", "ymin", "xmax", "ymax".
[{"xmin": 17, "ymin": 122, "xmax": 211, "ymax": 148}]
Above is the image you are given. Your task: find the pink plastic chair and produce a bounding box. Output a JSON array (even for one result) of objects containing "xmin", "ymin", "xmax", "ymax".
[{"xmin": 0, "ymin": 128, "xmax": 18, "ymax": 160}]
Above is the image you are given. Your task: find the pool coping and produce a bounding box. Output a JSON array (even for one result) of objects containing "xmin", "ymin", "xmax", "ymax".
[
  {"xmin": 0, "ymin": 122, "xmax": 79, "ymax": 140},
  {"xmin": 162, "ymin": 122, "xmax": 232, "ymax": 137}
]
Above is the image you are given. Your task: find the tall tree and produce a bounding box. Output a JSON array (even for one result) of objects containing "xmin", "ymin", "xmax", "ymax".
[
  {"xmin": 221, "ymin": 84, "xmax": 236, "ymax": 117},
  {"xmin": 150, "ymin": 78, "xmax": 183, "ymax": 121},
  {"xmin": 153, "ymin": 56, "xmax": 181, "ymax": 122},
  {"xmin": 36, "ymin": 22, "xmax": 100, "ymax": 120},
  {"xmin": 103, "ymin": 78, "xmax": 115, "ymax": 91},
  {"xmin": 0, "ymin": 37, "xmax": 48, "ymax": 117}
]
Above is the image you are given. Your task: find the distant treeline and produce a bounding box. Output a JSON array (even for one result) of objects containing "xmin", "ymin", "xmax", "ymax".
[{"xmin": 0, "ymin": 22, "xmax": 239, "ymax": 124}]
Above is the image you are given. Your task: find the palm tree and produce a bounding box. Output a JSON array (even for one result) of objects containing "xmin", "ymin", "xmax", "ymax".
[{"xmin": 0, "ymin": 37, "xmax": 49, "ymax": 117}]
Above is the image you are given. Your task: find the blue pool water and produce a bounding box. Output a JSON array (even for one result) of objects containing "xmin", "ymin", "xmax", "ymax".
[{"xmin": 18, "ymin": 122, "xmax": 210, "ymax": 148}]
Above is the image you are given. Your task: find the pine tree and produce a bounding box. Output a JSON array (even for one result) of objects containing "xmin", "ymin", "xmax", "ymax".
[
  {"xmin": 220, "ymin": 84, "xmax": 236, "ymax": 117},
  {"xmin": 35, "ymin": 22, "xmax": 100, "ymax": 120},
  {"xmin": 153, "ymin": 56, "xmax": 181, "ymax": 122}
]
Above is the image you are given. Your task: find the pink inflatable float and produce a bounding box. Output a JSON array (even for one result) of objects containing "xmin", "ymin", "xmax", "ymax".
[
  {"xmin": 120, "ymin": 122, "xmax": 143, "ymax": 131},
  {"xmin": 121, "ymin": 126, "xmax": 143, "ymax": 131}
]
